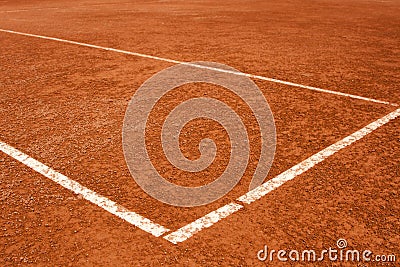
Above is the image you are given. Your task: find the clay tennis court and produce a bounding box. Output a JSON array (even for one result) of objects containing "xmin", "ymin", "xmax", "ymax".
[{"xmin": 1, "ymin": 0, "xmax": 399, "ymax": 266}]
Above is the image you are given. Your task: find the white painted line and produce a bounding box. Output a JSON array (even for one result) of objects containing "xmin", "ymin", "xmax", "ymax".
[
  {"xmin": 0, "ymin": 29, "xmax": 182, "ymax": 63},
  {"xmin": 0, "ymin": 9, "xmax": 29, "ymax": 13},
  {"xmin": 0, "ymin": 100, "xmax": 398, "ymax": 244},
  {"xmin": 0, "ymin": 7, "xmax": 60, "ymax": 13},
  {"xmin": 0, "ymin": 141, "xmax": 170, "ymax": 237},
  {"xmin": 163, "ymin": 108, "xmax": 400, "ymax": 244},
  {"xmin": 0, "ymin": 29, "xmax": 397, "ymax": 107},
  {"xmin": 0, "ymin": 2, "xmax": 134, "ymax": 13},
  {"xmin": 163, "ymin": 203, "xmax": 243, "ymax": 244},
  {"xmin": 246, "ymin": 74, "xmax": 397, "ymax": 106},
  {"xmin": 238, "ymin": 108, "xmax": 400, "ymax": 204}
]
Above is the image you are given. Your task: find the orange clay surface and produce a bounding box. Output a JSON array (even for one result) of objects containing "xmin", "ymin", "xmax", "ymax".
[{"xmin": 0, "ymin": 0, "xmax": 399, "ymax": 266}]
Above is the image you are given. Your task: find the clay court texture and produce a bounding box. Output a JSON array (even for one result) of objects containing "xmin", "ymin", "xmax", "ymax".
[{"xmin": 0, "ymin": 0, "xmax": 399, "ymax": 266}]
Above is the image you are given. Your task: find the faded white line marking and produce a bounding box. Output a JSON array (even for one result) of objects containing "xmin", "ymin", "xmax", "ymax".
[
  {"xmin": 238, "ymin": 108, "xmax": 400, "ymax": 204},
  {"xmin": 0, "ymin": 7, "xmax": 60, "ymax": 13},
  {"xmin": 0, "ymin": 29, "xmax": 397, "ymax": 106},
  {"xmin": 0, "ymin": 9, "xmax": 29, "ymax": 13},
  {"xmin": 163, "ymin": 203, "xmax": 243, "ymax": 244},
  {"xmin": 0, "ymin": 141, "xmax": 170, "ymax": 237}
]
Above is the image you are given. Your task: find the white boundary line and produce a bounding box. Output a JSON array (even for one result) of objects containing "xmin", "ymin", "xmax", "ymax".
[
  {"xmin": 0, "ymin": 3, "xmax": 133, "ymax": 14},
  {"xmin": 1, "ymin": 28, "xmax": 399, "ymax": 244},
  {"xmin": 0, "ymin": 28, "xmax": 397, "ymax": 107},
  {"xmin": 1, "ymin": 109, "xmax": 399, "ymax": 243},
  {"xmin": 164, "ymin": 108, "xmax": 400, "ymax": 243},
  {"xmin": 238, "ymin": 108, "xmax": 400, "ymax": 204},
  {"xmin": 0, "ymin": 9, "xmax": 30, "ymax": 13},
  {"xmin": 0, "ymin": 141, "xmax": 170, "ymax": 237},
  {"xmin": 164, "ymin": 203, "xmax": 243, "ymax": 244},
  {"xmin": 0, "ymin": 7, "xmax": 61, "ymax": 13}
]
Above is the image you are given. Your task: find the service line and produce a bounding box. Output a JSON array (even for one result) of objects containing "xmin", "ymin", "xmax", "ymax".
[
  {"xmin": 164, "ymin": 203, "xmax": 243, "ymax": 244},
  {"xmin": 0, "ymin": 141, "xmax": 170, "ymax": 237},
  {"xmin": 0, "ymin": 29, "xmax": 397, "ymax": 107},
  {"xmin": 238, "ymin": 108, "xmax": 400, "ymax": 204},
  {"xmin": 164, "ymin": 108, "xmax": 400, "ymax": 243},
  {"xmin": 1, "ymin": 109, "xmax": 398, "ymax": 244}
]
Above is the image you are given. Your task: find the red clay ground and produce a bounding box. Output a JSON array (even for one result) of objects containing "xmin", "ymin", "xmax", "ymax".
[{"xmin": 0, "ymin": 0, "xmax": 399, "ymax": 266}]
